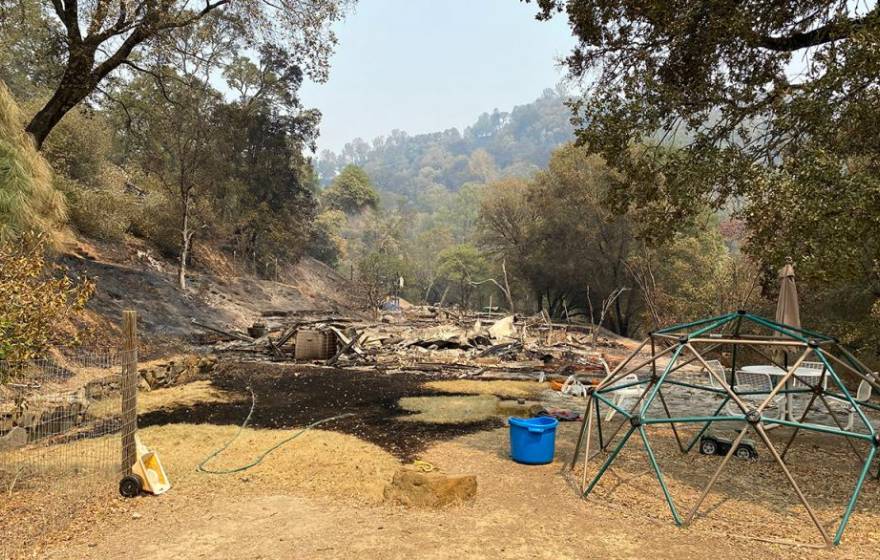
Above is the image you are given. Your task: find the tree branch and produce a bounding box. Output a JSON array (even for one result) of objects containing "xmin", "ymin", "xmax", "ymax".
[{"xmin": 757, "ymin": 11, "xmax": 877, "ymax": 52}]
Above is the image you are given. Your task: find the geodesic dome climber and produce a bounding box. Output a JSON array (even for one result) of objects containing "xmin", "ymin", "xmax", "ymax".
[{"xmin": 569, "ymin": 311, "xmax": 880, "ymax": 548}]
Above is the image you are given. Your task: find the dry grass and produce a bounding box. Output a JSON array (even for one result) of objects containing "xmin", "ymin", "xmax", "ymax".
[
  {"xmin": 137, "ymin": 423, "xmax": 400, "ymax": 504},
  {"xmin": 423, "ymin": 379, "xmax": 544, "ymax": 399},
  {"xmin": 138, "ymin": 380, "xmax": 236, "ymax": 413},
  {"xmin": 398, "ymin": 395, "xmax": 500, "ymax": 423},
  {"xmin": 572, "ymin": 426, "xmax": 880, "ymax": 549}
]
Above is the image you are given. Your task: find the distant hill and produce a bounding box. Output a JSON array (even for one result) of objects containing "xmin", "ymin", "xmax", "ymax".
[{"xmin": 315, "ymin": 87, "xmax": 574, "ymax": 200}]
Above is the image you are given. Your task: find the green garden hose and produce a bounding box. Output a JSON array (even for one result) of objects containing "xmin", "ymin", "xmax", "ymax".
[{"xmin": 197, "ymin": 386, "xmax": 354, "ymax": 474}]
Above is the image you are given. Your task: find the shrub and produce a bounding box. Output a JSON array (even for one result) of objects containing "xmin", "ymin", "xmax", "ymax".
[
  {"xmin": 128, "ymin": 190, "xmax": 181, "ymax": 257},
  {"xmin": 41, "ymin": 106, "xmax": 112, "ymax": 184},
  {"xmin": 56, "ymin": 165, "xmax": 139, "ymax": 241},
  {"xmin": 0, "ymin": 236, "xmax": 94, "ymax": 366}
]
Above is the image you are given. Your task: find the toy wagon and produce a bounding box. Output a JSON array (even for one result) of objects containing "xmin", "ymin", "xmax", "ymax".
[{"xmin": 699, "ymin": 432, "xmax": 758, "ymax": 460}]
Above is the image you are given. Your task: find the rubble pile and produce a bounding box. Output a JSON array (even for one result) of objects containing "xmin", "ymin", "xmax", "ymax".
[{"xmin": 192, "ymin": 306, "xmax": 624, "ymax": 384}]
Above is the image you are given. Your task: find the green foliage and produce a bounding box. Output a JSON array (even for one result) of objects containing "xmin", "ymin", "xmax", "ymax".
[
  {"xmin": 479, "ymin": 143, "xmax": 746, "ymax": 335},
  {"xmin": 357, "ymin": 251, "xmax": 406, "ymax": 309},
  {"xmin": 0, "ymin": 81, "xmax": 65, "ymax": 244},
  {"xmin": 533, "ymin": 0, "xmax": 880, "ymax": 358},
  {"xmin": 40, "ymin": 106, "xmax": 136, "ymax": 241},
  {"xmin": 436, "ymin": 244, "xmax": 487, "ymax": 307},
  {"xmin": 58, "ymin": 177, "xmax": 136, "ymax": 241},
  {"xmin": 0, "ymin": 236, "xmax": 94, "ymax": 365},
  {"xmin": 308, "ymin": 209, "xmax": 348, "ymax": 266},
  {"xmin": 128, "ymin": 190, "xmax": 181, "ymax": 257},
  {"xmin": 42, "ymin": 105, "xmax": 113, "ymax": 184},
  {"xmin": 321, "ymin": 165, "xmax": 379, "ymax": 214},
  {"xmin": 0, "ymin": 0, "xmax": 63, "ymax": 100}
]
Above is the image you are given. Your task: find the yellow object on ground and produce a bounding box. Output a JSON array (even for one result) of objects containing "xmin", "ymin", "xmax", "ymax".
[
  {"xmin": 410, "ymin": 460, "xmax": 436, "ymax": 472},
  {"xmin": 132, "ymin": 435, "xmax": 171, "ymax": 495}
]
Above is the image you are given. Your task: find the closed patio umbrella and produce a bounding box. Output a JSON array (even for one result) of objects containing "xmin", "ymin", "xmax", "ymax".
[
  {"xmin": 775, "ymin": 257, "xmax": 801, "ymax": 419},
  {"xmin": 776, "ymin": 257, "xmax": 801, "ymax": 331}
]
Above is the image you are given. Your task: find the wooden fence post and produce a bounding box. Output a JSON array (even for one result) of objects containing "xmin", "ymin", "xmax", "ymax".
[{"xmin": 121, "ymin": 310, "xmax": 138, "ymax": 475}]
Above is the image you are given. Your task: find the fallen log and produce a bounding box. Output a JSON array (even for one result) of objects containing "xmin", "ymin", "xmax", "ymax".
[{"xmin": 191, "ymin": 319, "xmax": 254, "ymax": 343}]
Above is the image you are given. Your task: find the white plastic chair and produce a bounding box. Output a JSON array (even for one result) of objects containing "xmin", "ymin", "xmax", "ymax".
[
  {"xmin": 702, "ymin": 359, "xmax": 728, "ymax": 388},
  {"xmin": 829, "ymin": 381, "xmax": 874, "ymax": 431},
  {"xmin": 560, "ymin": 375, "xmax": 588, "ymax": 398},
  {"xmin": 724, "ymin": 370, "xmax": 784, "ymax": 419},
  {"xmin": 604, "ymin": 373, "xmax": 642, "ymax": 421},
  {"xmin": 793, "ymin": 361, "xmax": 828, "ymax": 390}
]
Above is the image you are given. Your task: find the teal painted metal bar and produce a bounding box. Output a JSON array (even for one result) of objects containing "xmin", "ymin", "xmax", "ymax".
[
  {"xmin": 593, "ymin": 391, "xmax": 632, "ymax": 419},
  {"xmin": 730, "ymin": 315, "xmax": 743, "ymax": 386},
  {"xmin": 824, "ymin": 392, "xmax": 880, "ymax": 412},
  {"xmin": 654, "ymin": 312, "xmax": 736, "ymax": 335},
  {"xmin": 745, "ymin": 314, "xmax": 810, "ymax": 343},
  {"xmin": 597, "ymin": 378, "xmax": 647, "ymax": 394},
  {"xmin": 664, "ymin": 378, "xmax": 728, "ymax": 395},
  {"xmin": 762, "ymin": 417, "xmax": 874, "ymax": 442},
  {"xmin": 815, "ymin": 350, "xmax": 876, "ymax": 436},
  {"xmin": 639, "ymin": 426, "xmax": 682, "ymax": 525},
  {"xmin": 640, "ymin": 345, "xmax": 685, "ymax": 417},
  {"xmin": 583, "ymin": 425, "xmax": 637, "ymax": 497},
  {"xmin": 834, "ymin": 444, "xmax": 877, "ymax": 545},
  {"xmin": 730, "ymin": 388, "xmax": 811, "ymax": 397},
  {"xmin": 744, "ymin": 313, "xmax": 833, "ymax": 341},
  {"xmin": 685, "ymin": 397, "xmax": 731, "ymax": 452},
  {"xmin": 689, "ymin": 314, "xmax": 739, "ymax": 338},
  {"xmin": 643, "ymin": 415, "xmax": 745, "ymax": 425}
]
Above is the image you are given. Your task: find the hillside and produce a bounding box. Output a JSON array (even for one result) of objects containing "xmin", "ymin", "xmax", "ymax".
[
  {"xmin": 62, "ymin": 236, "xmax": 358, "ymax": 351},
  {"xmin": 316, "ymin": 87, "xmax": 574, "ymax": 200}
]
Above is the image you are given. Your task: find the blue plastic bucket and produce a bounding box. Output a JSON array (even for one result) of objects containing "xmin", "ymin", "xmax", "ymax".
[{"xmin": 509, "ymin": 416, "xmax": 559, "ymax": 464}]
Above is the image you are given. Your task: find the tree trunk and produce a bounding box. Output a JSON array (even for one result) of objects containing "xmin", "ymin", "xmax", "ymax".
[
  {"xmin": 25, "ymin": 64, "xmax": 96, "ymax": 149},
  {"xmin": 178, "ymin": 197, "xmax": 191, "ymax": 290}
]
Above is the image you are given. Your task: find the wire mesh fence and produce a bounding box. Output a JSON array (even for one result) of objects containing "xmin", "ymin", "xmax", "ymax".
[
  {"xmin": 0, "ymin": 346, "xmax": 137, "ymax": 558},
  {"xmin": 0, "ymin": 350, "xmax": 129, "ymax": 487}
]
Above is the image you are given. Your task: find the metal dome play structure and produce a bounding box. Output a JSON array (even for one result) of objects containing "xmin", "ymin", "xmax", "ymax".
[{"xmin": 570, "ymin": 311, "xmax": 880, "ymax": 548}]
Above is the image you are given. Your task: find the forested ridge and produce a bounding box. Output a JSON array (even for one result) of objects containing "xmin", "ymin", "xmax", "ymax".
[{"xmin": 315, "ymin": 87, "xmax": 573, "ymax": 199}]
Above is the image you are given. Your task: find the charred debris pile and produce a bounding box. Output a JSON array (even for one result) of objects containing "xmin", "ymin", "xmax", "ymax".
[{"xmin": 191, "ymin": 306, "xmax": 624, "ymax": 382}]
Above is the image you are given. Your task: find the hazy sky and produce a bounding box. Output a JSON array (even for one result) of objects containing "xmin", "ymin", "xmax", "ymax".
[{"xmin": 300, "ymin": 0, "xmax": 575, "ymax": 154}]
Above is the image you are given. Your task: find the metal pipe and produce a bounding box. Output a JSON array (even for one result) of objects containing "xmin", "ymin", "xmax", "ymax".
[
  {"xmin": 639, "ymin": 345, "xmax": 685, "ymax": 416},
  {"xmin": 583, "ymin": 425, "xmax": 637, "ymax": 498},
  {"xmin": 684, "ymin": 424, "xmax": 751, "ymax": 526},
  {"xmin": 834, "ymin": 444, "xmax": 877, "ymax": 545},
  {"xmin": 816, "ymin": 350, "xmax": 876, "ymax": 436},
  {"xmin": 654, "ymin": 312, "xmax": 736, "ymax": 335},
  {"xmin": 753, "ymin": 423, "xmax": 831, "ymax": 547},
  {"xmin": 639, "ymin": 425, "xmax": 682, "ymax": 525},
  {"xmin": 762, "ymin": 418, "xmax": 874, "ymax": 442}
]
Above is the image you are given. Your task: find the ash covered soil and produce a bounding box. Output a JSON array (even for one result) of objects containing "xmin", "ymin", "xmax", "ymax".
[{"xmin": 138, "ymin": 362, "xmax": 506, "ymax": 460}]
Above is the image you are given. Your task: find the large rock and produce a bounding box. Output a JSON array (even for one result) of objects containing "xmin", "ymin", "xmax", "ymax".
[
  {"xmin": 384, "ymin": 468, "xmax": 477, "ymax": 508},
  {"xmin": 138, "ymin": 354, "xmax": 217, "ymax": 389}
]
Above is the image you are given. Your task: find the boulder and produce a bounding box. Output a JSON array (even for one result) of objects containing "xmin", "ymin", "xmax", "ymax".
[{"xmin": 384, "ymin": 468, "xmax": 477, "ymax": 508}]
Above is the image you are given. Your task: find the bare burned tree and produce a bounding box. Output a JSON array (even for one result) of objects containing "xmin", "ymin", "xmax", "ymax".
[{"xmin": 469, "ymin": 258, "xmax": 516, "ymax": 313}]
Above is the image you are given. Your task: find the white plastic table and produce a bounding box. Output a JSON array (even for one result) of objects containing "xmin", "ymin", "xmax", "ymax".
[{"xmin": 740, "ymin": 365, "xmax": 824, "ymax": 422}]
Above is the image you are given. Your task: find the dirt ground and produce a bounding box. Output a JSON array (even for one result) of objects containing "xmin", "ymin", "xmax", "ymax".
[{"xmin": 4, "ymin": 365, "xmax": 880, "ymax": 559}]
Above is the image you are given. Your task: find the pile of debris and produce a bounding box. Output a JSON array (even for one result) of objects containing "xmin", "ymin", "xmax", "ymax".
[{"xmin": 192, "ymin": 310, "xmax": 623, "ymax": 383}]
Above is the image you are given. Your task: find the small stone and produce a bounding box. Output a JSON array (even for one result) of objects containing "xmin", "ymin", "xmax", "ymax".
[{"xmin": 131, "ymin": 512, "xmax": 142, "ymax": 519}]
